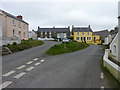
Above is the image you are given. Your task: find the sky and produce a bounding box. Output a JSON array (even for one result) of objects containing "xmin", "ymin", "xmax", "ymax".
[{"xmin": 0, "ymin": 0, "xmax": 120, "ymax": 31}]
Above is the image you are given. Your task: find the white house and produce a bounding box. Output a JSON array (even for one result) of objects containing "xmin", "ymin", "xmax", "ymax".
[
  {"xmin": 103, "ymin": 35, "xmax": 112, "ymax": 45},
  {"xmin": 118, "ymin": 1, "xmax": 120, "ymax": 63},
  {"xmin": 103, "ymin": 1, "xmax": 120, "ymax": 82},
  {"xmin": 29, "ymin": 30, "xmax": 38, "ymax": 40}
]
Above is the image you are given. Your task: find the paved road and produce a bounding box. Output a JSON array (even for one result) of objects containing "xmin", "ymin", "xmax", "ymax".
[{"xmin": 2, "ymin": 41, "xmax": 114, "ymax": 88}]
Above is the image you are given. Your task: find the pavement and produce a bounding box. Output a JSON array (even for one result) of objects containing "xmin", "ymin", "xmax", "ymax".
[{"xmin": 1, "ymin": 41, "xmax": 115, "ymax": 88}]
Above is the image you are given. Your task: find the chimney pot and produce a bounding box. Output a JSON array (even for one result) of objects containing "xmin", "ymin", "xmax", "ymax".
[{"xmin": 17, "ymin": 15, "xmax": 23, "ymax": 20}]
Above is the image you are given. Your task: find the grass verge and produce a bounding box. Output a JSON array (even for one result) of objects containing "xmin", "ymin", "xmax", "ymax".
[
  {"xmin": 46, "ymin": 41, "xmax": 89, "ymax": 55},
  {"xmin": 5, "ymin": 40, "xmax": 44, "ymax": 53}
]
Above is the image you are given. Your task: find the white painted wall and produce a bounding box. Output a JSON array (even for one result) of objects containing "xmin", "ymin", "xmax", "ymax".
[{"xmin": 118, "ymin": 1, "xmax": 120, "ymax": 62}]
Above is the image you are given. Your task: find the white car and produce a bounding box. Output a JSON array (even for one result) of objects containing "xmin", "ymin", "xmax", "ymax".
[{"xmin": 62, "ymin": 38, "xmax": 69, "ymax": 43}]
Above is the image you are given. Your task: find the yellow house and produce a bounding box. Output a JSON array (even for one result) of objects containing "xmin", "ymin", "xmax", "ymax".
[{"xmin": 72, "ymin": 25, "xmax": 101, "ymax": 44}]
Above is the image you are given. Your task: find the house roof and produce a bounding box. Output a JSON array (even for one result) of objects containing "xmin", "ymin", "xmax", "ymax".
[
  {"xmin": 37, "ymin": 27, "xmax": 70, "ymax": 32},
  {"xmin": 93, "ymin": 30, "xmax": 110, "ymax": 40},
  {"xmin": 93, "ymin": 32, "xmax": 100, "ymax": 35},
  {"xmin": 1, "ymin": 9, "xmax": 28, "ymax": 25},
  {"xmin": 72, "ymin": 26, "xmax": 93, "ymax": 32}
]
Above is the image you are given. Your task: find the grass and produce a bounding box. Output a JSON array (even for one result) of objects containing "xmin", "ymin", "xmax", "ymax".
[
  {"xmin": 5, "ymin": 40, "xmax": 44, "ymax": 53},
  {"xmin": 100, "ymin": 60, "xmax": 120, "ymax": 88},
  {"xmin": 46, "ymin": 41, "xmax": 89, "ymax": 55}
]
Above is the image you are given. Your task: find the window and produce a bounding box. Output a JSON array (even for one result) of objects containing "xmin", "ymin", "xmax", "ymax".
[
  {"xmin": 77, "ymin": 32, "xmax": 79, "ymax": 35},
  {"xmin": 19, "ymin": 31, "xmax": 21, "ymax": 36},
  {"xmin": 82, "ymin": 32, "xmax": 84, "ymax": 35},
  {"xmin": 87, "ymin": 37, "xmax": 91, "ymax": 40},
  {"xmin": 87, "ymin": 32, "xmax": 90, "ymax": 35},
  {"xmin": 23, "ymin": 24, "xmax": 25, "ymax": 29},
  {"xmin": 76, "ymin": 37, "xmax": 79, "ymax": 40},
  {"xmin": 13, "ymin": 20, "xmax": 15, "ymax": 25},
  {"xmin": 41, "ymin": 32, "xmax": 43, "ymax": 35},
  {"xmin": 13, "ymin": 29, "xmax": 15, "ymax": 35},
  {"xmin": 23, "ymin": 32, "xmax": 25, "ymax": 37},
  {"xmin": 18, "ymin": 22, "xmax": 21, "ymax": 28},
  {"xmin": 112, "ymin": 44, "xmax": 117, "ymax": 56}
]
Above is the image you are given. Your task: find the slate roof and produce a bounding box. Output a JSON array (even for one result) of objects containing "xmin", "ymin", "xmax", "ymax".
[
  {"xmin": 72, "ymin": 27, "xmax": 93, "ymax": 32},
  {"xmin": 1, "ymin": 9, "xmax": 28, "ymax": 25},
  {"xmin": 93, "ymin": 32, "xmax": 101, "ymax": 35},
  {"xmin": 37, "ymin": 27, "xmax": 70, "ymax": 32},
  {"xmin": 93, "ymin": 30, "xmax": 110, "ymax": 40}
]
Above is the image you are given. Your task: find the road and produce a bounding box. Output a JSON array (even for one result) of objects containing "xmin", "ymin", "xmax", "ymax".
[{"xmin": 2, "ymin": 41, "xmax": 115, "ymax": 88}]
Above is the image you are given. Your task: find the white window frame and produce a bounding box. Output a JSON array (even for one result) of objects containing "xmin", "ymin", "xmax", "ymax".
[{"xmin": 112, "ymin": 44, "xmax": 117, "ymax": 56}]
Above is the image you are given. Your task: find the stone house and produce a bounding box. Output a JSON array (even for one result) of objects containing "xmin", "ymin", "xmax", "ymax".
[
  {"xmin": 37, "ymin": 26, "xmax": 70, "ymax": 40},
  {"xmin": 0, "ymin": 9, "xmax": 29, "ymax": 45}
]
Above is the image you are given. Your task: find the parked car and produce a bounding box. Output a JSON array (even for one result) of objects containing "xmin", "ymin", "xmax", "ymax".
[{"xmin": 62, "ymin": 38, "xmax": 69, "ymax": 43}]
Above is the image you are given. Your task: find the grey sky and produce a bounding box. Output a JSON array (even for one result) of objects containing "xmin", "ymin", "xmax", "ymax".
[{"xmin": 0, "ymin": 0, "xmax": 119, "ymax": 31}]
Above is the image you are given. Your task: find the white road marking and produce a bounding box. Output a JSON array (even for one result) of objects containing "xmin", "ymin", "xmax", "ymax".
[
  {"xmin": 101, "ymin": 73, "xmax": 104, "ymax": 79},
  {"xmin": 41, "ymin": 59, "xmax": 45, "ymax": 62},
  {"xmin": 3, "ymin": 71, "xmax": 15, "ymax": 77},
  {"xmin": 13, "ymin": 72, "xmax": 26, "ymax": 79},
  {"xmin": 17, "ymin": 65, "xmax": 26, "ymax": 70},
  {"xmin": 0, "ymin": 81, "xmax": 12, "ymax": 89},
  {"xmin": 26, "ymin": 61, "xmax": 33, "ymax": 65},
  {"xmin": 26, "ymin": 67, "xmax": 34, "ymax": 71},
  {"xmin": 100, "ymin": 86, "xmax": 104, "ymax": 89},
  {"xmin": 34, "ymin": 62, "xmax": 41, "ymax": 66},
  {"xmin": 33, "ymin": 58, "xmax": 39, "ymax": 61}
]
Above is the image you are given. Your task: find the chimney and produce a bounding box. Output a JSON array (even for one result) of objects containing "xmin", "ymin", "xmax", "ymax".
[
  {"xmin": 72, "ymin": 25, "xmax": 74, "ymax": 29},
  {"xmin": 17, "ymin": 15, "xmax": 23, "ymax": 20},
  {"xmin": 88, "ymin": 25, "xmax": 90, "ymax": 28},
  {"xmin": 68, "ymin": 26, "xmax": 70, "ymax": 29}
]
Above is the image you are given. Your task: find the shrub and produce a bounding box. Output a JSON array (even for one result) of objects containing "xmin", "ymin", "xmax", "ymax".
[
  {"xmin": 7, "ymin": 43, "xmax": 10, "ymax": 46},
  {"xmin": 12, "ymin": 42, "xmax": 17, "ymax": 45}
]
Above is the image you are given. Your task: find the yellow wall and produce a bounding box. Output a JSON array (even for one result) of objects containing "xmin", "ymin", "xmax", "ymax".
[{"xmin": 73, "ymin": 32, "xmax": 101, "ymax": 45}]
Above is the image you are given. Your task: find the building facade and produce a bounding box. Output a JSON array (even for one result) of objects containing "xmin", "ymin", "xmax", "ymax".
[
  {"xmin": 72, "ymin": 25, "xmax": 101, "ymax": 44},
  {"xmin": 0, "ymin": 9, "xmax": 29, "ymax": 43},
  {"xmin": 37, "ymin": 26, "xmax": 70, "ymax": 40},
  {"xmin": 29, "ymin": 30, "xmax": 38, "ymax": 40}
]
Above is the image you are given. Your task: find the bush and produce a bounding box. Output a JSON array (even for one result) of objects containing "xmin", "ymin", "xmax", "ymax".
[
  {"xmin": 7, "ymin": 43, "xmax": 10, "ymax": 46},
  {"xmin": 12, "ymin": 42, "xmax": 17, "ymax": 45},
  {"xmin": 6, "ymin": 40, "xmax": 44, "ymax": 53}
]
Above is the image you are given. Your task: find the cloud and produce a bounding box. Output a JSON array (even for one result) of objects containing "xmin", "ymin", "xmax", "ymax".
[{"xmin": 1, "ymin": 1, "xmax": 118, "ymax": 31}]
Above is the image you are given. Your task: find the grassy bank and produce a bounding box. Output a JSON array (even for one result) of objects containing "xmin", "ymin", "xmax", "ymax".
[
  {"xmin": 5, "ymin": 40, "xmax": 44, "ymax": 53},
  {"xmin": 46, "ymin": 41, "xmax": 89, "ymax": 55}
]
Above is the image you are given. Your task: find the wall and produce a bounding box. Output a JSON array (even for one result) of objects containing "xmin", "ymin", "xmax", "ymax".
[
  {"xmin": 103, "ymin": 49, "xmax": 120, "ymax": 82},
  {"xmin": 118, "ymin": 1, "xmax": 120, "ymax": 64},
  {"xmin": 74, "ymin": 32, "xmax": 93, "ymax": 42},
  {"xmin": 2, "ymin": 10, "xmax": 29, "ymax": 40},
  {"xmin": 109, "ymin": 34, "xmax": 118, "ymax": 62}
]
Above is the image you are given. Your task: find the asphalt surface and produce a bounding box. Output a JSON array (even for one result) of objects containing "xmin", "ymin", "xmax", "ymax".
[{"xmin": 2, "ymin": 41, "xmax": 114, "ymax": 88}]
